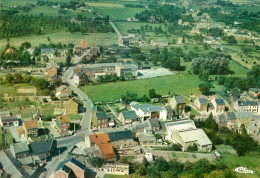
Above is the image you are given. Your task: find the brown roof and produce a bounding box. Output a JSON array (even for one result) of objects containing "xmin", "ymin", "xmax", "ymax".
[
  {"xmin": 80, "ymin": 41, "xmax": 88, "ymax": 48},
  {"xmin": 67, "ymin": 98, "xmax": 79, "ymax": 105},
  {"xmin": 17, "ymin": 126, "xmax": 25, "ymax": 135},
  {"xmin": 74, "ymin": 68, "xmax": 81, "ymax": 75},
  {"xmin": 24, "ymin": 120, "xmax": 38, "ymax": 129},
  {"xmin": 57, "ymin": 115, "xmax": 70, "ymax": 123},
  {"xmin": 99, "ymin": 143, "xmax": 116, "ymax": 159},
  {"xmin": 89, "ymin": 133, "xmax": 110, "ymax": 145}
]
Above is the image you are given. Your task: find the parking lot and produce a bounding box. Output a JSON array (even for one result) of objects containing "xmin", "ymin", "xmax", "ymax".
[{"xmin": 137, "ymin": 68, "xmax": 174, "ymax": 79}]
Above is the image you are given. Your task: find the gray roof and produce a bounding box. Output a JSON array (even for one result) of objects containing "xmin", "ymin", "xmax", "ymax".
[
  {"xmin": 234, "ymin": 112, "xmax": 252, "ymax": 119},
  {"xmin": 215, "ymin": 99, "xmax": 225, "ymax": 105},
  {"xmin": 175, "ymin": 96, "xmax": 186, "ymax": 104},
  {"xmin": 165, "ymin": 106, "xmax": 172, "ymax": 112},
  {"xmin": 41, "ymin": 48, "xmax": 55, "ymax": 53},
  {"xmin": 12, "ymin": 141, "xmax": 29, "ymax": 153},
  {"xmin": 108, "ymin": 130, "xmax": 134, "ymax": 142},
  {"xmin": 132, "ymin": 104, "xmax": 163, "ymax": 112},
  {"xmin": 56, "ymin": 158, "xmax": 86, "ymax": 172},
  {"xmin": 0, "ymin": 111, "xmax": 11, "ymax": 117},
  {"xmin": 122, "ymin": 111, "xmax": 138, "ymax": 120},
  {"xmin": 92, "ymin": 105, "xmax": 103, "ymax": 112},
  {"xmin": 96, "ymin": 111, "xmax": 107, "ymax": 120},
  {"xmin": 199, "ymin": 98, "xmax": 207, "ymax": 104},
  {"xmin": 29, "ymin": 139, "xmax": 56, "ymax": 155},
  {"xmin": 226, "ymin": 112, "xmax": 236, "ymax": 121},
  {"xmin": 138, "ymin": 134, "xmax": 156, "ymax": 142},
  {"xmin": 0, "ymin": 116, "xmax": 19, "ymax": 122},
  {"xmin": 149, "ymin": 118, "xmax": 160, "ymax": 128},
  {"xmin": 216, "ymin": 114, "xmax": 227, "ymax": 123},
  {"xmin": 237, "ymin": 100, "xmax": 258, "ymax": 106},
  {"xmin": 178, "ymin": 128, "xmax": 212, "ymax": 146}
]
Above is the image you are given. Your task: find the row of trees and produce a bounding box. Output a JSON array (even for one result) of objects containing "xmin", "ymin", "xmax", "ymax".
[{"xmin": 0, "ymin": 14, "xmax": 113, "ymax": 38}]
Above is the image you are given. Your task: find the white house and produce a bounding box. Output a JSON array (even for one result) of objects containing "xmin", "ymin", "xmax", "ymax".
[
  {"xmin": 0, "ymin": 116, "xmax": 19, "ymax": 128},
  {"xmin": 131, "ymin": 104, "xmax": 167, "ymax": 121}
]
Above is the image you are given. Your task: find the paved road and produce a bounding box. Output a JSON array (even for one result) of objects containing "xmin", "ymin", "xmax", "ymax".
[{"xmin": 109, "ymin": 21, "xmax": 124, "ymax": 46}]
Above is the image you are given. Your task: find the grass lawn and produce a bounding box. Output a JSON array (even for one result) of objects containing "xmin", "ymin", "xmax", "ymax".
[
  {"xmin": 219, "ymin": 153, "xmax": 260, "ymax": 178},
  {"xmin": 229, "ymin": 60, "xmax": 248, "ymax": 77},
  {"xmin": 82, "ymin": 74, "xmax": 201, "ymax": 103},
  {"xmin": 68, "ymin": 115, "xmax": 82, "ymax": 121},
  {"xmin": 0, "ymin": 32, "xmax": 117, "ymax": 48}
]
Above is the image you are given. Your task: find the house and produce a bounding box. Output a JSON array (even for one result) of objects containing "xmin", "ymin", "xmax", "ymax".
[
  {"xmin": 131, "ymin": 104, "xmax": 166, "ymax": 121},
  {"xmin": 55, "ymin": 115, "xmax": 70, "ymax": 134},
  {"xmin": 55, "ymin": 85, "xmax": 72, "ymax": 99},
  {"xmin": 65, "ymin": 98, "xmax": 79, "ymax": 115},
  {"xmin": 10, "ymin": 141, "xmax": 30, "ymax": 159},
  {"xmin": 165, "ymin": 120, "xmax": 212, "ymax": 152},
  {"xmin": 164, "ymin": 106, "xmax": 174, "ymax": 120},
  {"xmin": 85, "ymin": 133, "xmax": 116, "ymax": 161},
  {"xmin": 138, "ymin": 128, "xmax": 157, "ymax": 146},
  {"xmin": 72, "ymin": 70, "xmax": 88, "ymax": 86},
  {"xmin": 148, "ymin": 118, "xmax": 160, "ymax": 132},
  {"xmin": 194, "ymin": 98, "xmax": 208, "ymax": 112},
  {"xmin": 48, "ymin": 74, "xmax": 62, "ymax": 87},
  {"xmin": 101, "ymin": 163, "xmax": 129, "ymax": 175},
  {"xmin": 211, "ymin": 98, "xmax": 225, "ymax": 113},
  {"xmin": 50, "ymin": 158, "xmax": 92, "ymax": 178},
  {"xmin": 169, "ymin": 96, "xmax": 186, "ymax": 114},
  {"xmin": 119, "ymin": 111, "xmax": 139, "ymax": 125},
  {"xmin": 0, "ymin": 115, "xmax": 19, "ymax": 128},
  {"xmin": 92, "ymin": 111, "xmax": 109, "ymax": 129},
  {"xmin": 151, "ymin": 39, "xmax": 169, "ymax": 47},
  {"xmin": 41, "ymin": 48, "xmax": 55, "ymax": 58},
  {"xmin": 45, "ymin": 61, "xmax": 60, "ymax": 77},
  {"xmin": 73, "ymin": 41, "xmax": 88, "ymax": 54},
  {"xmin": 247, "ymin": 121, "xmax": 260, "ymax": 136},
  {"xmin": 29, "ymin": 139, "xmax": 57, "ymax": 161},
  {"xmin": 233, "ymin": 99, "xmax": 258, "ymax": 113},
  {"xmin": 216, "ymin": 112, "xmax": 236, "ymax": 128},
  {"xmin": 22, "ymin": 120, "xmax": 38, "ymax": 138},
  {"xmin": 108, "ymin": 130, "xmax": 137, "ymax": 149}
]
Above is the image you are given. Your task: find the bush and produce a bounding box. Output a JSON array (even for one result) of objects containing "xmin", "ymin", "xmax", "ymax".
[
  {"xmin": 187, "ymin": 143, "xmax": 198, "ymax": 152},
  {"xmin": 88, "ymin": 157, "xmax": 104, "ymax": 168}
]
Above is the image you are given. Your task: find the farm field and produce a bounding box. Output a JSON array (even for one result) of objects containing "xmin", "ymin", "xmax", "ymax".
[
  {"xmin": 82, "ymin": 74, "xmax": 202, "ymax": 103},
  {"xmin": 0, "ymin": 32, "xmax": 117, "ymax": 48}
]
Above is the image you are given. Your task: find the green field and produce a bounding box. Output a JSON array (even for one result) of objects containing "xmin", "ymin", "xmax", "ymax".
[
  {"xmin": 0, "ymin": 32, "xmax": 117, "ymax": 48},
  {"xmin": 219, "ymin": 153, "xmax": 260, "ymax": 178},
  {"xmin": 82, "ymin": 74, "xmax": 201, "ymax": 103},
  {"xmin": 93, "ymin": 6, "xmax": 144, "ymax": 21}
]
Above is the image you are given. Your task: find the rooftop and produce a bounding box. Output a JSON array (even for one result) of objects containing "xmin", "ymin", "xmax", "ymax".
[
  {"xmin": 132, "ymin": 104, "xmax": 163, "ymax": 113},
  {"xmin": 199, "ymin": 98, "xmax": 207, "ymax": 104},
  {"xmin": 215, "ymin": 98, "xmax": 225, "ymax": 105},
  {"xmin": 0, "ymin": 115, "xmax": 19, "ymax": 122},
  {"xmin": 149, "ymin": 118, "xmax": 160, "ymax": 128},
  {"xmin": 237, "ymin": 100, "xmax": 258, "ymax": 106},
  {"xmin": 89, "ymin": 133, "xmax": 110, "ymax": 145},
  {"xmin": 108, "ymin": 130, "xmax": 134, "ymax": 142},
  {"xmin": 175, "ymin": 96, "xmax": 186, "ymax": 104},
  {"xmin": 96, "ymin": 112, "xmax": 108, "ymax": 120},
  {"xmin": 99, "ymin": 143, "xmax": 116, "ymax": 159},
  {"xmin": 12, "ymin": 141, "xmax": 29, "ymax": 153},
  {"xmin": 234, "ymin": 111, "xmax": 252, "ymax": 119},
  {"xmin": 178, "ymin": 128, "xmax": 212, "ymax": 146},
  {"xmin": 122, "ymin": 111, "xmax": 138, "ymax": 120},
  {"xmin": 41, "ymin": 48, "xmax": 55, "ymax": 53},
  {"xmin": 24, "ymin": 120, "xmax": 38, "ymax": 129},
  {"xmin": 29, "ymin": 139, "xmax": 56, "ymax": 155}
]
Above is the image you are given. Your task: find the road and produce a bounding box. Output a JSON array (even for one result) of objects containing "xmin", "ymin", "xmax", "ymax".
[{"xmin": 109, "ymin": 21, "xmax": 124, "ymax": 46}]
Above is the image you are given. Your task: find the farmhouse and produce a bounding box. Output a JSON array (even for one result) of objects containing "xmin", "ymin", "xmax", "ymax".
[
  {"xmin": 194, "ymin": 98, "xmax": 208, "ymax": 112},
  {"xmin": 169, "ymin": 96, "xmax": 186, "ymax": 114}
]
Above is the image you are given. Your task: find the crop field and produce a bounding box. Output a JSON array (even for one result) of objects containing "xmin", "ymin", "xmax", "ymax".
[{"xmin": 0, "ymin": 32, "xmax": 117, "ymax": 48}]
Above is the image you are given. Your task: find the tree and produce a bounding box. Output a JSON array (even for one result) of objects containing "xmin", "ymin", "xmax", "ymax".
[
  {"xmin": 230, "ymin": 87, "xmax": 241, "ymax": 98},
  {"xmin": 172, "ymin": 143, "xmax": 182, "ymax": 151},
  {"xmin": 199, "ymin": 82, "xmax": 212, "ymax": 95},
  {"xmin": 66, "ymin": 55, "xmax": 71, "ymax": 67},
  {"xmin": 154, "ymin": 157, "xmax": 169, "ymax": 172},
  {"xmin": 88, "ymin": 157, "xmax": 104, "ymax": 167},
  {"xmin": 205, "ymin": 113, "xmax": 218, "ymax": 132},
  {"xmin": 149, "ymin": 88, "xmax": 161, "ymax": 98},
  {"xmin": 187, "ymin": 143, "xmax": 198, "ymax": 152}
]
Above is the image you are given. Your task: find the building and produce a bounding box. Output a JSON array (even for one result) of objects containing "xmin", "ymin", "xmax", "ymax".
[
  {"xmin": 194, "ymin": 98, "xmax": 208, "ymax": 112},
  {"xmin": 55, "ymin": 85, "xmax": 72, "ymax": 99},
  {"xmin": 115, "ymin": 64, "xmax": 138, "ymax": 77},
  {"xmin": 29, "ymin": 139, "xmax": 57, "ymax": 161},
  {"xmin": 55, "ymin": 115, "xmax": 70, "ymax": 134},
  {"xmin": 247, "ymin": 121, "xmax": 260, "ymax": 136},
  {"xmin": 101, "ymin": 163, "xmax": 129, "ymax": 175},
  {"xmin": 92, "ymin": 111, "xmax": 109, "ymax": 129},
  {"xmin": 73, "ymin": 41, "xmax": 88, "ymax": 54},
  {"xmin": 169, "ymin": 96, "xmax": 186, "ymax": 114},
  {"xmin": 22, "ymin": 120, "xmax": 38, "ymax": 138},
  {"xmin": 72, "ymin": 70, "xmax": 88, "ymax": 86},
  {"xmin": 138, "ymin": 128, "xmax": 157, "ymax": 146},
  {"xmin": 148, "ymin": 118, "xmax": 160, "ymax": 132},
  {"xmin": 119, "ymin": 111, "xmax": 139, "ymax": 125},
  {"xmin": 45, "ymin": 61, "xmax": 60, "ymax": 77},
  {"xmin": 50, "ymin": 158, "xmax": 92, "ymax": 178},
  {"xmin": 85, "ymin": 133, "xmax": 116, "ymax": 161},
  {"xmin": 164, "ymin": 106, "xmax": 174, "ymax": 120},
  {"xmin": 41, "ymin": 48, "xmax": 55, "ymax": 58},
  {"xmin": 216, "ymin": 112, "xmax": 236, "ymax": 128},
  {"xmin": 10, "ymin": 141, "xmax": 30, "ymax": 159},
  {"xmin": 234, "ymin": 99, "xmax": 258, "ymax": 113},
  {"xmin": 131, "ymin": 104, "xmax": 166, "ymax": 121},
  {"xmin": 151, "ymin": 39, "xmax": 169, "ymax": 46},
  {"xmin": 165, "ymin": 120, "xmax": 212, "ymax": 152},
  {"xmin": 0, "ymin": 115, "xmax": 19, "ymax": 128},
  {"xmin": 211, "ymin": 98, "xmax": 225, "ymax": 113},
  {"xmin": 48, "ymin": 74, "xmax": 62, "ymax": 87},
  {"xmin": 0, "ymin": 111, "xmax": 11, "ymax": 117},
  {"xmin": 65, "ymin": 98, "xmax": 79, "ymax": 115},
  {"xmin": 108, "ymin": 130, "xmax": 137, "ymax": 149}
]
